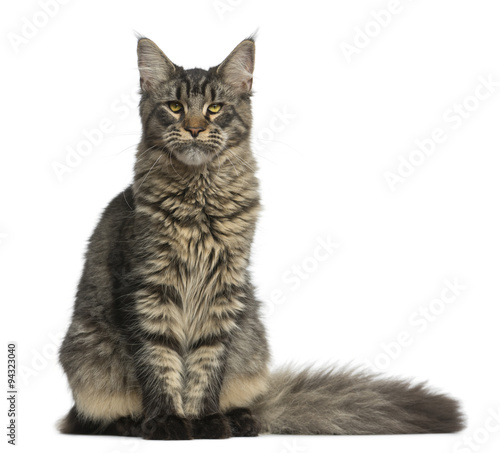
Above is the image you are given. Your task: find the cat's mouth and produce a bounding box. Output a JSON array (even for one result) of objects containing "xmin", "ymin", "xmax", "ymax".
[
  {"xmin": 166, "ymin": 133, "xmax": 225, "ymax": 167},
  {"xmin": 171, "ymin": 145, "xmax": 217, "ymax": 166}
]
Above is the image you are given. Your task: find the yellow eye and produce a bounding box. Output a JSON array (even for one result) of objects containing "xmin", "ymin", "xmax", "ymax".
[
  {"xmin": 168, "ymin": 101, "xmax": 183, "ymax": 113},
  {"xmin": 207, "ymin": 103, "xmax": 222, "ymax": 114}
]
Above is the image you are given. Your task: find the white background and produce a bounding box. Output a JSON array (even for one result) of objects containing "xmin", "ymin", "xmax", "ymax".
[{"xmin": 1, "ymin": 0, "xmax": 500, "ymax": 452}]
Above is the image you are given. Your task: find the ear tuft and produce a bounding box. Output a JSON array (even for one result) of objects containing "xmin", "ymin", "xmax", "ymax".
[
  {"xmin": 216, "ymin": 40, "xmax": 255, "ymax": 94},
  {"xmin": 137, "ymin": 38, "xmax": 176, "ymax": 92}
]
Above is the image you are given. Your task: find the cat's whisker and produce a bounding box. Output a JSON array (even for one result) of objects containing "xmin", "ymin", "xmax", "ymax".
[
  {"xmin": 113, "ymin": 131, "xmax": 143, "ymax": 136},
  {"xmin": 224, "ymin": 153, "xmax": 239, "ymax": 176},
  {"xmin": 166, "ymin": 148, "xmax": 183, "ymax": 180},
  {"xmin": 217, "ymin": 153, "xmax": 222, "ymax": 178},
  {"xmin": 135, "ymin": 153, "xmax": 163, "ymax": 193},
  {"xmin": 226, "ymin": 148, "xmax": 255, "ymax": 173},
  {"xmin": 108, "ymin": 142, "xmax": 141, "ymax": 158},
  {"xmin": 134, "ymin": 143, "xmax": 166, "ymax": 164},
  {"xmin": 251, "ymin": 137, "xmax": 302, "ymax": 155}
]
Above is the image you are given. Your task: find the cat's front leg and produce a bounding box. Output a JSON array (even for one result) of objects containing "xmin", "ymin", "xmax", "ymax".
[
  {"xmin": 183, "ymin": 287, "xmax": 262, "ymax": 439},
  {"xmin": 119, "ymin": 284, "xmax": 192, "ymax": 440},
  {"xmin": 136, "ymin": 346, "xmax": 192, "ymax": 439},
  {"xmin": 183, "ymin": 337, "xmax": 233, "ymax": 439},
  {"xmin": 183, "ymin": 340, "xmax": 262, "ymax": 438},
  {"xmin": 129, "ymin": 340, "xmax": 193, "ymax": 440}
]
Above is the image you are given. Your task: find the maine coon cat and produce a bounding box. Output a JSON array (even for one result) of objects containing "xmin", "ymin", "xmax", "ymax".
[{"xmin": 58, "ymin": 36, "xmax": 464, "ymax": 440}]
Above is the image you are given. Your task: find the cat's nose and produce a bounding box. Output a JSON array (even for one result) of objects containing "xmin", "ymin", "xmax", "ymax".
[{"xmin": 184, "ymin": 127, "xmax": 205, "ymax": 138}]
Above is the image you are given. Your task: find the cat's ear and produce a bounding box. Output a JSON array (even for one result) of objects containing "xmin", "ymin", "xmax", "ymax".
[
  {"xmin": 216, "ymin": 39, "xmax": 255, "ymax": 94},
  {"xmin": 137, "ymin": 38, "xmax": 177, "ymax": 92}
]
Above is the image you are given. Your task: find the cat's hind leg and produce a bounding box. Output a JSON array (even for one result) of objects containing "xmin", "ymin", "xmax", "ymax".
[
  {"xmin": 225, "ymin": 408, "xmax": 261, "ymax": 437},
  {"xmin": 58, "ymin": 406, "xmax": 142, "ymax": 437},
  {"xmin": 219, "ymin": 370, "xmax": 269, "ymax": 437},
  {"xmin": 59, "ymin": 321, "xmax": 144, "ymax": 436}
]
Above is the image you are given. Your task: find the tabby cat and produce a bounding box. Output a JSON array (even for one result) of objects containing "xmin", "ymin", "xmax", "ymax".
[{"xmin": 58, "ymin": 36, "xmax": 464, "ymax": 440}]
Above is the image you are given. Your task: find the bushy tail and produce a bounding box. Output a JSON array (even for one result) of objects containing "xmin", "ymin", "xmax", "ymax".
[{"xmin": 251, "ymin": 365, "xmax": 465, "ymax": 435}]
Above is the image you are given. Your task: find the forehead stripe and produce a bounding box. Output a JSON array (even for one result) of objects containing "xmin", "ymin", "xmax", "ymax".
[
  {"xmin": 184, "ymin": 77, "xmax": 191, "ymax": 96},
  {"xmin": 201, "ymin": 77, "xmax": 210, "ymax": 97}
]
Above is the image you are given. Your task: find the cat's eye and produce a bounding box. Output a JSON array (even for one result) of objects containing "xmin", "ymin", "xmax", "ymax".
[
  {"xmin": 207, "ymin": 103, "xmax": 222, "ymax": 114},
  {"xmin": 168, "ymin": 101, "xmax": 184, "ymax": 113}
]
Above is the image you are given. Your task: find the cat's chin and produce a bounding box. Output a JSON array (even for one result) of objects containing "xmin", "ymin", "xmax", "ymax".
[{"xmin": 172, "ymin": 147, "xmax": 215, "ymax": 167}]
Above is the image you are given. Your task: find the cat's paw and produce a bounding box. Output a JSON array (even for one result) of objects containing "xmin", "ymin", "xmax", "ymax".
[
  {"xmin": 141, "ymin": 415, "xmax": 193, "ymax": 440},
  {"xmin": 103, "ymin": 416, "xmax": 142, "ymax": 437},
  {"xmin": 192, "ymin": 413, "xmax": 232, "ymax": 439},
  {"xmin": 226, "ymin": 408, "xmax": 261, "ymax": 437}
]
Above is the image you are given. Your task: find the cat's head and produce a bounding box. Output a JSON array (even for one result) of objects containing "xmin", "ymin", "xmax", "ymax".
[{"xmin": 137, "ymin": 37, "xmax": 255, "ymax": 166}]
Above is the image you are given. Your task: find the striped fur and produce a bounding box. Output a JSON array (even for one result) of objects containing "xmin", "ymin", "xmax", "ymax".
[{"xmin": 58, "ymin": 37, "xmax": 464, "ymax": 440}]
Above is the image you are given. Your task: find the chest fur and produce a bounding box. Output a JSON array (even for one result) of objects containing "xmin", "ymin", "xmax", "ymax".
[{"xmin": 134, "ymin": 197, "xmax": 254, "ymax": 348}]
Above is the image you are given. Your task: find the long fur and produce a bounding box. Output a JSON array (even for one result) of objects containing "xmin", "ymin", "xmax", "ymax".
[{"xmin": 251, "ymin": 365, "xmax": 464, "ymax": 434}]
